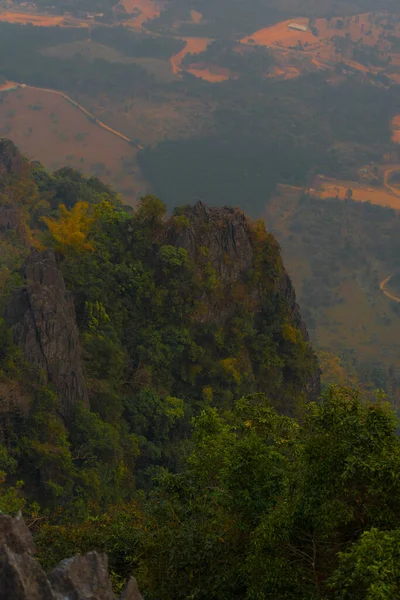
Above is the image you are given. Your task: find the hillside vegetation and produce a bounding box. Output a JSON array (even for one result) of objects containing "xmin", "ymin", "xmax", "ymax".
[
  {"xmin": 1, "ymin": 141, "xmax": 400, "ymax": 598},
  {"xmin": 264, "ymin": 187, "xmax": 400, "ymax": 404}
]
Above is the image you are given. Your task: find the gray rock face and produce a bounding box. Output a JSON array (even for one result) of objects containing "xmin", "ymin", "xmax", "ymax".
[
  {"xmin": 0, "ymin": 513, "xmax": 55, "ymax": 600},
  {"xmin": 48, "ymin": 552, "xmax": 115, "ymax": 600},
  {"xmin": 0, "ymin": 513, "xmax": 36, "ymax": 555},
  {"xmin": 0, "ymin": 513, "xmax": 142, "ymax": 600},
  {"xmin": 166, "ymin": 201, "xmax": 310, "ymax": 332},
  {"xmin": 166, "ymin": 201, "xmax": 320, "ymax": 404},
  {"xmin": 166, "ymin": 201, "xmax": 254, "ymax": 287},
  {"xmin": 120, "ymin": 577, "xmax": 143, "ymax": 600},
  {"xmin": 6, "ymin": 249, "xmax": 88, "ymax": 420},
  {"xmin": 0, "ymin": 546, "xmax": 55, "ymax": 600}
]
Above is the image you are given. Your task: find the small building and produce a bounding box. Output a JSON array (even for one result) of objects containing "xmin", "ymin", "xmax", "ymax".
[{"xmin": 288, "ymin": 23, "xmax": 309, "ymax": 33}]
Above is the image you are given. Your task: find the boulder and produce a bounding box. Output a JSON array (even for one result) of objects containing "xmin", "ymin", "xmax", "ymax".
[
  {"xmin": 120, "ymin": 577, "xmax": 143, "ymax": 600},
  {"xmin": 48, "ymin": 552, "xmax": 115, "ymax": 600},
  {"xmin": 0, "ymin": 513, "xmax": 55, "ymax": 600},
  {"xmin": 0, "ymin": 545, "xmax": 55, "ymax": 600},
  {"xmin": 0, "ymin": 512, "xmax": 35, "ymax": 555}
]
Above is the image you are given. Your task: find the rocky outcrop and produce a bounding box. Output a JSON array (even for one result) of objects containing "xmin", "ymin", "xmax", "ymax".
[
  {"xmin": 166, "ymin": 202, "xmax": 320, "ymax": 403},
  {"xmin": 0, "ymin": 513, "xmax": 142, "ymax": 600},
  {"xmin": 6, "ymin": 249, "xmax": 88, "ymax": 421},
  {"xmin": 49, "ymin": 553, "xmax": 115, "ymax": 600},
  {"xmin": 165, "ymin": 202, "xmax": 254, "ymax": 287},
  {"xmin": 166, "ymin": 201, "xmax": 310, "ymax": 332}
]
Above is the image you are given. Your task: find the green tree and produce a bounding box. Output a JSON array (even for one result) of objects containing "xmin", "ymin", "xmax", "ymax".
[{"xmin": 329, "ymin": 528, "xmax": 400, "ymax": 599}]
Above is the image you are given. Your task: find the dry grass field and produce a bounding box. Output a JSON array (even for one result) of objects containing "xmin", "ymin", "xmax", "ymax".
[{"xmin": 0, "ymin": 87, "xmax": 148, "ymax": 204}]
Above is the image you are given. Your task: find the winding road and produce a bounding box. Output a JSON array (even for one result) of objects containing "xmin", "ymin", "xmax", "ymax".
[
  {"xmin": 380, "ymin": 274, "xmax": 400, "ymax": 303},
  {"xmin": 1, "ymin": 82, "xmax": 135, "ymax": 146},
  {"xmin": 383, "ymin": 167, "xmax": 400, "ymax": 199}
]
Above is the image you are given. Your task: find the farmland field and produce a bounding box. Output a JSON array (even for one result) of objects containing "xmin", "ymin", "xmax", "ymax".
[
  {"xmin": 0, "ymin": 87, "xmax": 148, "ymax": 204},
  {"xmin": 312, "ymin": 177, "xmax": 400, "ymax": 209},
  {"xmin": 0, "ymin": 10, "xmax": 88, "ymax": 27}
]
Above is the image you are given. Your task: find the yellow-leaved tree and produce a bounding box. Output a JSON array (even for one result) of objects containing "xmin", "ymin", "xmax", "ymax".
[{"xmin": 42, "ymin": 202, "xmax": 94, "ymax": 254}]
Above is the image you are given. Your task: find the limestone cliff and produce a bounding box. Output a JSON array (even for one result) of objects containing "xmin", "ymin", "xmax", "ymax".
[{"xmin": 6, "ymin": 250, "xmax": 88, "ymax": 421}]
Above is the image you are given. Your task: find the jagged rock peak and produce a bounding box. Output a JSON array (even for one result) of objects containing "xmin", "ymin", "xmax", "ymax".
[
  {"xmin": 0, "ymin": 513, "xmax": 143, "ymax": 600},
  {"xmin": 166, "ymin": 201, "xmax": 321, "ymax": 403},
  {"xmin": 166, "ymin": 201, "xmax": 254, "ymax": 286},
  {"xmin": 5, "ymin": 249, "xmax": 88, "ymax": 420}
]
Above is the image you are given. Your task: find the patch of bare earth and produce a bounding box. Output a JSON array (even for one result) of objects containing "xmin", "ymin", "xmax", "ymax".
[
  {"xmin": 311, "ymin": 175, "xmax": 400, "ymax": 210},
  {"xmin": 241, "ymin": 13, "xmax": 400, "ymax": 81}
]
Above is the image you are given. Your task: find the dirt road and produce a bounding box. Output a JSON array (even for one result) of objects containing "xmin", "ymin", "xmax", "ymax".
[
  {"xmin": 380, "ymin": 274, "xmax": 400, "ymax": 303},
  {"xmin": 2, "ymin": 82, "xmax": 134, "ymax": 145},
  {"xmin": 383, "ymin": 167, "xmax": 400, "ymax": 198}
]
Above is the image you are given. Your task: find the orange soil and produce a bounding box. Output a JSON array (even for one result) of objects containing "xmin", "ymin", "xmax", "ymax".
[
  {"xmin": 241, "ymin": 12, "xmax": 400, "ymax": 79},
  {"xmin": 121, "ymin": 0, "xmax": 161, "ymax": 26},
  {"xmin": 170, "ymin": 37, "xmax": 210, "ymax": 75},
  {"xmin": 190, "ymin": 10, "xmax": 202, "ymax": 24},
  {"xmin": 282, "ymin": 66, "xmax": 301, "ymax": 79},
  {"xmin": 268, "ymin": 65, "xmax": 301, "ymax": 79},
  {"xmin": 311, "ymin": 57, "xmax": 329, "ymax": 70},
  {"xmin": 312, "ymin": 177, "xmax": 400, "ymax": 210},
  {"xmin": 0, "ymin": 82, "xmax": 19, "ymax": 92},
  {"xmin": 242, "ymin": 13, "xmax": 380, "ymax": 50},
  {"xmin": 242, "ymin": 18, "xmax": 316, "ymax": 47},
  {"xmin": 187, "ymin": 67, "xmax": 229, "ymax": 83},
  {"xmin": 0, "ymin": 11, "xmax": 65, "ymax": 26},
  {"xmin": 0, "ymin": 87, "xmax": 147, "ymax": 203},
  {"xmin": 392, "ymin": 116, "xmax": 400, "ymax": 143}
]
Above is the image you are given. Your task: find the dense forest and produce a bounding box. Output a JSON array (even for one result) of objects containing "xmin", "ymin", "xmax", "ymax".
[
  {"xmin": 1, "ymin": 141, "xmax": 400, "ymax": 598},
  {"xmin": 0, "ymin": 23, "xmax": 157, "ymax": 99},
  {"xmin": 139, "ymin": 75, "xmax": 399, "ymax": 213}
]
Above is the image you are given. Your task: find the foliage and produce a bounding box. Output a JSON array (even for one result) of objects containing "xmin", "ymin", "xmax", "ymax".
[
  {"xmin": 134, "ymin": 387, "xmax": 400, "ymax": 600},
  {"xmin": 3, "ymin": 143, "xmax": 400, "ymax": 599},
  {"xmin": 329, "ymin": 528, "xmax": 400, "ymax": 599},
  {"xmin": 41, "ymin": 202, "xmax": 95, "ymax": 254},
  {"xmin": 91, "ymin": 26, "xmax": 185, "ymax": 59}
]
